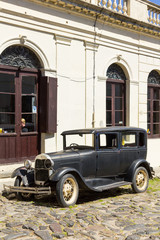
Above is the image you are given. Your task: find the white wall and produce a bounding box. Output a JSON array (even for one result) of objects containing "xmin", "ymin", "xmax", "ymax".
[{"xmin": 1, "ymin": 0, "xmax": 160, "ymax": 168}]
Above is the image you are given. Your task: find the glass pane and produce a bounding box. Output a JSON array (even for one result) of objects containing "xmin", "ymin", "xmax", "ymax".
[
  {"xmin": 0, "ymin": 113, "xmax": 15, "ymax": 133},
  {"xmin": 147, "ymin": 100, "xmax": 150, "ymax": 111},
  {"xmin": 106, "ymin": 83, "xmax": 112, "ymax": 97},
  {"xmin": 122, "ymin": 133, "xmax": 137, "ymax": 147},
  {"xmin": 106, "ymin": 98, "xmax": 112, "ymax": 110},
  {"xmin": 153, "ymin": 101, "xmax": 159, "ymax": 111},
  {"xmin": 148, "ymin": 88, "xmax": 150, "ymax": 99},
  {"xmin": 122, "ymin": 134, "xmax": 136, "ymax": 147},
  {"xmin": 115, "ymin": 111, "xmax": 122, "ymax": 124},
  {"xmin": 22, "ymin": 96, "xmax": 37, "ymax": 113},
  {"xmin": 0, "ymin": 73, "xmax": 15, "ymax": 93},
  {"xmin": 0, "ymin": 94, "xmax": 15, "ymax": 112},
  {"xmin": 115, "ymin": 84, "xmax": 122, "ymax": 97},
  {"xmin": 153, "ymin": 112, "xmax": 159, "ymax": 123},
  {"xmin": 147, "ymin": 112, "xmax": 150, "ymax": 123},
  {"xmin": 22, "ymin": 114, "xmax": 36, "ymax": 132},
  {"xmin": 147, "ymin": 124, "xmax": 150, "ymax": 133},
  {"xmin": 106, "ymin": 112, "xmax": 112, "ymax": 125},
  {"xmin": 153, "ymin": 124, "xmax": 159, "ymax": 135},
  {"xmin": 139, "ymin": 132, "xmax": 145, "ymax": 147},
  {"xmin": 154, "ymin": 89, "xmax": 159, "ymax": 99},
  {"xmin": 115, "ymin": 98, "xmax": 122, "ymax": 110},
  {"xmin": 22, "ymin": 76, "xmax": 36, "ymax": 94}
]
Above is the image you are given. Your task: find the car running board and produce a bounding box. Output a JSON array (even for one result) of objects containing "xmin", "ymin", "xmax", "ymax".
[{"xmin": 93, "ymin": 181, "xmax": 132, "ymax": 191}]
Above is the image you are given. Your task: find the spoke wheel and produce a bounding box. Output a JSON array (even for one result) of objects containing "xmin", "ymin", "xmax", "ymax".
[
  {"xmin": 56, "ymin": 174, "xmax": 79, "ymax": 207},
  {"xmin": 14, "ymin": 177, "xmax": 33, "ymax": 201},
  {"xmin": 131, "ymin": 167, "xmax": 149, "ymax": 193}
]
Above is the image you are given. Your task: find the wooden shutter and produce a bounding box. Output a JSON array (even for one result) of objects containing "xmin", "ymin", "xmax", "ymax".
[{"xmin": 39, "ymin": 77, "xmax": 57, "ymax": 133}]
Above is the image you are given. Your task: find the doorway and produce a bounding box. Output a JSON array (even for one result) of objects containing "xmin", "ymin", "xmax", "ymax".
[
  {"xmin": 0, "ymin": 67, "xmax": 39, "ymax": 163},
  {"xmin": 0, "ymin": 45, "xmax": 41, "ymax": 164}
]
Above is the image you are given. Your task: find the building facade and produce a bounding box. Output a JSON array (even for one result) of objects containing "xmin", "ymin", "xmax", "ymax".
[{"xmin": 0, "ymin": 0, "xmax": 160, "ymax": 168}]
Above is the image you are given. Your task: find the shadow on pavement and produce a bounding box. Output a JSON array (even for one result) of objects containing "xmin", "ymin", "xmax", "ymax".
[{"xmin": 2, "ymin": 185, "xmax": 133, "ymax": 208}]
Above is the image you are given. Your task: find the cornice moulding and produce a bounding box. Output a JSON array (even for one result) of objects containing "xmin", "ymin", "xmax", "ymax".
[
  {"xmin": 24, "ymin": 0, "xmax": 160, "ymax": 36},
  {"xmin": 1, "ymin": 0, "xmax": 160, "ymax": 39}
]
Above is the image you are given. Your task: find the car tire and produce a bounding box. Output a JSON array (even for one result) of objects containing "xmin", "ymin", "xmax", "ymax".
[
  {"xmin": 14, "ymin": 177, "xmax": 33, "ymax": 201},
  {"xmin": 56, "ymin": 174, "xmax": 79, "ymax": 207},
  {"xmin": 131, "ymin": 167, "xmax": 149, "ymax": 193}
]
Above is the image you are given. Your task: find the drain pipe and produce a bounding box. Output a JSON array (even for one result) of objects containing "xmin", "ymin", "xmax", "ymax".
[
  {"xmin": 92, "ymin": 7, "xmax": 103, "ymax": 128},
  {"xmin": 92, "ymin": 13, "xmax": 98, "ymax": 128}
]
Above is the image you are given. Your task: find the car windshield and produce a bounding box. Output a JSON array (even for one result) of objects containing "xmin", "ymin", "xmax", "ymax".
[{"xmin": 64, "ymin": 133, "xmax": 94, "ymax": 150}]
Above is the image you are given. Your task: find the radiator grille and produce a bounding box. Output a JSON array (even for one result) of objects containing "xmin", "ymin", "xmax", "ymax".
[
  {"xmin": 35, "ymin": 169, "xmax": 49, "ymax": 182},
  {"xmin": 35, "ymin": 159, "xmax": 45, "ymax": 168}
]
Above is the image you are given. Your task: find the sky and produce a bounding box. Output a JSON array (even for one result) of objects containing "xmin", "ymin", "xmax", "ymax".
[{"xmin": 148, "ymin": 0, "xmax": 160, "ymax": 5}]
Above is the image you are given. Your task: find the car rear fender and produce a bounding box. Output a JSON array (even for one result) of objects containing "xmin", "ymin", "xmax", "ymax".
[
  {"xmin": 126, "ymin": 159, "xmax": 152, "ymax": 182},
  {"xmin": 11, "ymin": 167, "xmax": 34, "ymax": 186}
]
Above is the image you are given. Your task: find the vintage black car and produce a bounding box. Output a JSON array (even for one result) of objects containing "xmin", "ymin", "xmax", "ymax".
[{"xmin": 5, "ymin": 127, "xmax": 152, "ymax": 207}]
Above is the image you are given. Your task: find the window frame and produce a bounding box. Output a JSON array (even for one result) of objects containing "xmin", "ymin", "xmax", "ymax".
[
  {"xmin": 106, "ymin": 78, "xmax": 125, "ymax": 127},
  {"xmin": 148, "ymin": 84, "xmax": 160, "ymax": 138}
]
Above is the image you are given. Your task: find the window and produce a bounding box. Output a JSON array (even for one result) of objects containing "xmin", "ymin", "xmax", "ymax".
[
  {"xmin": 99, "ymin": 133, "xmax": 117, "ymax": 149},
  {"xmin": 139, "ymin": 132, "xmax": 145, "ymax": 147},
  {"xmin": 147, "ymin": 70, "xmax": 160, "ymax": 138},
  {"xmin": 106, "ymin": 64, "xmax": 126, "ymax": 127},
  {"xmin": 122, "ymin": 133, "xmax": 136, "ymax": 148},
  {"xmin": 22, "ymin": 76, "xmax": 37, "ymax": 132},
  {"xmin": 0, "ymin": 73, "xmax": 15, "ymax": 133}
]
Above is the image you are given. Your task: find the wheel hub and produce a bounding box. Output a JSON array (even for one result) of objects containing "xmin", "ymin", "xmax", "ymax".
[
  {"xmin": 63, "ymin": 180, "xmax": 73, "ymax": 201},
  {"xmin": 136, "ymin": 172, "xmax": 145, "ymax": 186}
]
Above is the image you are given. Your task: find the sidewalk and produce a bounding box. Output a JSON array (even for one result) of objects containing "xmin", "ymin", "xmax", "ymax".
[{"xmin": 0, "ymin": 162, "xmax": 23, "ymax": 193}]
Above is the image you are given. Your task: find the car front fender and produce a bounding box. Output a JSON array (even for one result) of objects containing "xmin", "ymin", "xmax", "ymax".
[
  {"xmin": 49, "ymin": 167, "xmax": 90, "ymax": 189},
  {"xmin": 50, "ymin": 167, "xmax": 81, "ymax": 182},
  {"xmin": 126, "ymin": 159, "xmax": 152, "ymax": 182},
  {"xmin": 11, "ymin": 167, "xmax": 34, "ymax": 186}
]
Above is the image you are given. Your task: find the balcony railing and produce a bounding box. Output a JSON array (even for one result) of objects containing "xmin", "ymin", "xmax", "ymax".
[
  {"xmin": 83, "ymin": 0, "xmax": 160, "ymax": 26},
  {"xmin": 98, "ymin": 0, "xmax": 128, "ymax": 15},
  {"xmin": 148, "ymin": 4, "xmax": 160, "ymax": 26}
]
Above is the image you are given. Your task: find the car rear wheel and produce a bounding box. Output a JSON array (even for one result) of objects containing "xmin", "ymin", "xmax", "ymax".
[
  {"xmin": 14, "ymin": 177, "xmax": 33, "ymax": 201},
  {"xmin": 131, "ymin": 167, "xmax": 149, "ymax": 193},
  {"xmin": 56, "ymin": 174, "xmax": 79, "ymax": 207}
]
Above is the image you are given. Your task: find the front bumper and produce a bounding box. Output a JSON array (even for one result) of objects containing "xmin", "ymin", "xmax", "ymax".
[{"xmin": 3, "ymin": 185, "xmax": 52, "ymax": 195}]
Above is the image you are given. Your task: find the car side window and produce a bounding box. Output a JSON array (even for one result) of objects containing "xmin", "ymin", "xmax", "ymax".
[
  {"xmin": 99, "ymin": 133, "xmax": 117, "ymax": 149},
  {"xmin": 139, "ymin": 132, "xmax": 145, "ymax": 147},
  {"xmin": 122, "ymin": 133, "xmax": 137, "ymax": 148}
]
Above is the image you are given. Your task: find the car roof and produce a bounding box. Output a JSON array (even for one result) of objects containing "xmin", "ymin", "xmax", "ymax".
[{"xmin": 61, "ymin": 126, "xmax": 146, "ymax": 135}]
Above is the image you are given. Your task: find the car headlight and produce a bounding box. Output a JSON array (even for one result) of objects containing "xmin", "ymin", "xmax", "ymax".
[
  {"xmin": 24, "ymin": 159, "xmax": 32, "ymax": 169},
  {"xmin": 44, "ymin": 158, "xmax": 54, "ymax": 169}
]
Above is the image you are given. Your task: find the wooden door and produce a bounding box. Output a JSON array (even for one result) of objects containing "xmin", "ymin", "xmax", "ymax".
[{"xmin": 0, "ymin": 67, "xmax": 39, "ymax": 164}]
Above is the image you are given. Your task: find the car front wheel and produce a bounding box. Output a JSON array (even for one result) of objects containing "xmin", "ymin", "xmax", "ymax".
[
  {"xmin": 131, "ymin": 167, "xmax": 149, "ymax": 193},
  {"xmin": 14, "ymin": 177, "xmax": 33, "ymax": 201},
  {"xmin": 56, "ymin": 174, "xmax": 79, "ymax": 207}
]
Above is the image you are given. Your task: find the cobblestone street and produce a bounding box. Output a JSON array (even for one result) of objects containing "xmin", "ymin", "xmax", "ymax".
[{"xmin": 0, "ymin": 183, "xmax": 160, "ymax": 240}]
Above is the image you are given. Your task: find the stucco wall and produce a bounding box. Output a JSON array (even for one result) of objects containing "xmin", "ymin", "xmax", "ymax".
[{"xmin": 0, "ymin": 0, "xmax": 160, "ymax": 168}]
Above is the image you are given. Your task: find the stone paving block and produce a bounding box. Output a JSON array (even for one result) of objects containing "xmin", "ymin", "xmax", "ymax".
[
  {"xmin": 49, "ymin": 222, "xmax": 63, "ymax": 233},
  {"xmin": 34, "ymin": 230, "xmax": 53, "ymax": 240}
]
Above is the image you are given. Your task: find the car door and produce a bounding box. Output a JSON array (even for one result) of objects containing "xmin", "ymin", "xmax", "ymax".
[
  {"xmin": 96, "ymin": 133, "xmax": 120, "ymax": 177},
  {"xmin": 79, "ymin": 150, "xmax": 97, "ymax": 178},
  {"xmin": 119, "ymin": 132, "xmax": 139, "ymax": 174}
]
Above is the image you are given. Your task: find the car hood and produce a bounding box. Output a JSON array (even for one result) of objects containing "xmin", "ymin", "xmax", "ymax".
[{"xmin": 48, "ymin": 149, "xmax": 80, "ymax": 161}]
